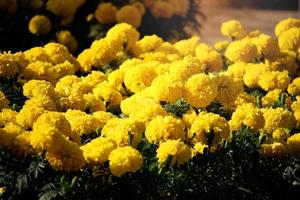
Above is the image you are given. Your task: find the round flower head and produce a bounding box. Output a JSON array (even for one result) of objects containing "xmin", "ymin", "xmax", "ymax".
[
  {"xmin": 278, "ymin": 27, "xmax": 300, "ymax": 51},
  {"xmin": 262, "ymin": 89, "xmax": 292, "ymax": 108},
  {"xmin": 0, "ymin": 109, "xmax": 17, "ymax": 127},
  {"xmin": 23, "ymin": 80, "xmax": 56, "ymax": 99},
  {"xmin": 92, "ymin": 81, "xmax": 122, "ymax": 108},
  {"xmin": 156, "ymin": 140, "xmax": 191, "ymax": 166},
  {"xmin": 188, "ymin": 112, "xmax": 230, "ymax": 148},
  {"xmin": 215, "ymin": 73, "xmax": 243, "ymax": 108},
  {"xmin": 151, "ymin": 74, "xmax": 185, "ymax": 103},
  {"xmin": 81, "ymin": 137, "xmax": 117, "ymax": 165},
  {"xmin": 65, "ymin": 109, "xmax": 100, "ymax": 136},
  {"xmin": 0, "ymin": 52, "xmax": 27, "ymax": 78},
  {"xmin": 195, "ymin": 44, "xmax": 223, "ymax": 73},
  {"xmin": 101, "ymin": 118, "xmax": 145, "ymax": 148},
  {"xmin": 184, "ymin": 73, "xmax": 218, "ymax": 108},
  {"xmin": 57, "ymin": 30, "xmax": 78, "ymax": 53},
  {"xmin": 226, "ymin": 62, "xmax": 248, "ymax": 83},
  {"xmin": 132, "ymin": 35, "xmax": 164, "ymax": 56},
  {"xmin": 109, "ymin": 146, "xmax": 143, "ymax": 177},
  {"xmin": 229, "ymin": 103, "xmax": 264, "ymax": 133},
  {"xmin": 221, "ymin": 20, "xmax": 247, "ymax": 40},
  {"xmin": 95, "ymin": 2, "xmax": 118, "ymax": 24},
  {"xmin": 258, "ymin": 70, "xmax": 290, "ymax": 91},
  {"xmin": 45, "ymin": 138, "xmax": 85, "ymax": 172},
  {"xmin": 287, "ymin": 133, "xmax": 300, "ymax": 157},
  {"xmin": 272, "ymin": 128, "xmax": 290, "ymax": 142},
  {"xmin": 28, "ymin": 15, "xmax": 51, "ymax": 35},
  {"xmin": 252, "ymin": 34, "xmax": 280, "ymax": 59},
  {"xmin": 116, "ymin": 5, "xmax": 142, "ymax": 28},
  {"xmin": 0, "ymin": 91, "xmax": 9, "ymax": 110},
  {"xmin": 287, "ymin": 77, "xmax": 300, "ymax": 96},
  {"xmin": 225, "ymin": 40, "xmax": 258, "ymax": 62},
  {"xmin": 23, "ymin": 47, "xmax": 50, "ymax": 63},
  {"xmin": 145, "ymin": 115, "xmax": 186, "ymax": 144},
  {"xmin": 174, "ymin": 36, "xmax": 200, "ymax": 57},
  {"xmin": 16, "ymin": 104, "xmax": 46, "ymax": 130},
  {"xmin": 243, "ymin": 63, "xmax": 268, "ymax": 88},
  {"xmin": 260, "ymin": 142, "xmax": 286, "ymax": 157},
  {"xmin": 0, "ymin": 123, "xmax": 24, "ymax": 149},
  {"xmin": 275, "ymin": 18, "xmax": 300, "ymax": 37},
  {"xmin": 263, "ymin": 107, "xmax": 296, "ymax": 133},
  {"xmin": 150, "ymin": 1, "xmax": 174, "ymax": 19}
]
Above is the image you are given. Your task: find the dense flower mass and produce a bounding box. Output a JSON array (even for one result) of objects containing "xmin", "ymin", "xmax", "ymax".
[{"xmin": 1, "ymin": 18, "xmax": 300, "ymax": 179}]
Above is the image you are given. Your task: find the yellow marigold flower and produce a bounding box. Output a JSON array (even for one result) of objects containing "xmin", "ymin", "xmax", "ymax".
[
  {"xmin": 0, "ymin": 0, "xmax": 17, "ymax": 14},
  {"xmin": 57, "ymin": 30, "xmax": 78, "ymax": 53},
  {"xmin": 214, "ymin": 41, "xmax": 230, "ymax": 52},
  {"xmin": 106, "ymin": 23, "xmax": 140, "ymax": 51},
  {"xmin": 28, "ymin": 15, "xmax": 51, "ymax": 35},
  {"xmin": 132, "ymin": 1, "xmax": 146, "ymax": 15},
  {"xmin": 188, "ymin": 112, "xmax": 230, "ymax": 148},
  {"xmin": 0, "ymin": 91, "xmax": 9, "ymax": 110},
  {"xmin": 243, "ymin": 63, "xmax": 268, "ymax": 88},
  {"xmin": 233, "ymin": 92, "xmax": 256, "ymax": 108},
  {"xmin": 258, "ymin": 70, "xmax": 290, "ymax": 91},
  {"xmin": 23, "ymin": 80, "xmax": 56, "ymax": 99},
  {"xmin": 287, "ymin": 77, "xmax": 300, "ymax": 96},
  {"xmin": 116, "ymin": 5, "xmax": 142, "ymax": 28},
  {"xmin": 95, "ymin": 2, "xmax": 118, "ymax": 24},
  {"xmin": 262, "ymin": 89, "xmax": 292, "ymax": 108},
  {"xmin": 108, "ymin": 146, "xmax": 143, "ymax": 177},
  {"xmin": 168, "ymin": 56, "xmax": 203, "ymax": 81},
  {"xmin": 33, "ymin": 111, "xmax": 80, "ymax": 145},
  {"xmin": 291, "ymin": 97, "xmax": 300, "ymax": 128},
  {"xmin": 52, "ymin": 60, "xmax": 76, "ymax": 79},
  {"xmin": 174, "ymin": 36, "xmax": 200, "ymax": 57},
  {"xmin": 263, "ymin": 107, "xmax": 296, "ymax": 133},
  {"xmin": 278, "ymin": 27, "xmax": 300, "ymax": 51},
  {"xmin": 150, "ymin": 1, "xmax": 174, "ymax": 19},
  {"xmin": 23, "ymin": 47, "xmax": 50, "ymax": 63},
  {"xmin": 76, "ymin": 49, "xmax": 94, "ymax": 73},
  {"xmin": 150, "ymin": 74, "xmax": 184, "ymax": 103},
  {"xmin": 215, "ymin": 74, "xmax": 243, "ymax": 108},
  {"xmin": 182, "ymin": 108, "xmax": 197, "ymax": 129},
  {"xmin": 46, "ymin": 139, "xmax": 84, "ymax": 172},
  {"xmin": 124, "ymin": 63, "xmax": 158, "ymax": 93},
  {"xmin": 192, "ymin": 142, "xmax": 208, "ymax": 156},
  {"xmin": 287, "ymin": 133, "xmax": 300, "ymax": 157},
  {"xmin": 23, "ymin": 61, "xmax": 58, "ymax": 83},
  {"xmin": 132, "ymin": 35, "xmax": 164, "ymax": 56},
  {"xmin": 82, "ymin": 71, "xmax": 107, "ymax": 87},
  {"xmin": 229, "ymin": 103, "xmax": 264, "ymax": 133},
  {"xmin": 275, "ymin": 18, "xmax": 300, "ymax": 37},
  {"xmin": 272, "ymin": 128, "xmax": 290, "ymax": 142},
  {"xmin": 0, "ymin": 108, "xmax": 17, "ymax": 127},
  {"xmin": 102, "ymin": 118, "xmax": 145, "ymax": 148},
  {"xmin": 120, "ymin": 95, "xmax": 167, "ymax": 123},
  {"xmin": 0, "ymin": 123, "xmax": 24, "ymax": 149},
  {"xmin": 196, "ymin": 44, "xmax": 223, "ymax": 73},
  {"xmin": 16, "ymin": 105, "xmax": 46, "ymax": 130},
  {"xmin": 65, "ymin": 109, "xmax": 100, "ymax": 136},
  {"xmin": 252, "ymin": 34, "xmax": 280, "ymax": 59},
  {"xmin": 93, "ymin": 81, "xmax": 122, "ymax": 108},
  {"xmin": 13, "ymin": 131, "xmax": 32, "ymax": 155},
  {"xmin": 44, "ymin": 43, "xmax": 79, "ymax": 69},
  {"xmin": 145, "ymin": 115, "xmax": 185, "ymax": 144},
  {"xmin": 156, "ymin": 140, "xmax": 191, "ymax": 166},
  {"xmin": 25, "ymin": 95, "xmax": 57, "ymax": 111},
  {"xmin": 225, "ymin": 40, "xmax": 258, "ymax": 62},
  {"xmin": 55, "ymin": 75, "xmax": 81, "ymax": 96},
  {"xmin": 226, "ymin": 62, "xmax": 247, "ymax": 83},
  {"xmin": 81, "ymin": 137, "xmax": 117, "ymax": 165},
  {"xmin": 260, "ymin": 142, "xmax": 286, "ymax": 157},
  {"xmin": 184, "ymin": 73, "xmax": 218, "ymax": 108},
  {"xmin": 46, "ymin": 0, "xmax": 81, "ymax": 26},
  {"xmin": 220, "ymin": 20, "xmax": 247, "ymax": 40},
  {"xmin": 92, "ymin": 111, "xmax": 116, "ymax": 129},
  {"xmin": 83, "ymin": 93, "xmax": 106, "ymax": 113},
  {"xmin": 0, "ymin": 52, "xmax": 26, "ymax": 78}
]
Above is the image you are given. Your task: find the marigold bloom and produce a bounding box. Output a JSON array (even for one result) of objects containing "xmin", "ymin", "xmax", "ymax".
[
  {"xmin": 156, "ymin": 140, "xmax": 191, "ymax": 166},
  {"xmin": 57, "ymin": 30, "xmax": 78, "ymax": 53},
  {"xmin": 95, "ymin": 2, "xmax": 118, "ymax": 24},
  {"xmin": 225, "ymin": 40, "xmax": 258, "ymax": 62},
  {"xmin": 116, "ymin": 5, "xmax": 142, "ymax": 28},
  {"xmin": 229, "ymin": 103, "xmax": 264, "ymax": 133},
  {"xmin": 28, "ymin": 15, "xmax": 51, "ymax": 35},
  {"xmin": 278, "ymin": 27, "xmax": 300, "ymax": 51},
  {"xmin": 287, "ymin": 133, "xmax": 300, "ymax": 157},
  {"xmin": 275, "ymin": 18, "xmax": 300, "ymax": 37},
  {"xmin": 109, "ymin": 146, "xmax": 143, "ymax": 177},
  {"xmin": 221, "ymin": 20, "xmax": 247, "ymax": 40},
  {"xmin": 145, "ymin": 115, "xmax": 185, "ymax": 144}
]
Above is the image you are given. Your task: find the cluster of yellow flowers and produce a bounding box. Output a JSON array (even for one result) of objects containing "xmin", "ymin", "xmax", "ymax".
[{"xmin": 1, "ymin": 18, "xmax": 300, "ymax": 176}]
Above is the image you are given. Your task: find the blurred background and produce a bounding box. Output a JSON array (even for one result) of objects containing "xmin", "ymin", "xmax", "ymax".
[{"xmin": 200, "ymin": 0, "xmax": 300, "ymax": 43}]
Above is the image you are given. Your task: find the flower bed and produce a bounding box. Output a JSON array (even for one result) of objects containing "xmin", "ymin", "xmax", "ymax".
[{"xmin": 0, "ymin": 17, "xmax": 300, "ymax": 199}]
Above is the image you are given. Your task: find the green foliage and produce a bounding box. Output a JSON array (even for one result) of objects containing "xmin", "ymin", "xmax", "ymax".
[{"xmin": 162, "ymin": 98, "xmax": 190, "ymax": 118}]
